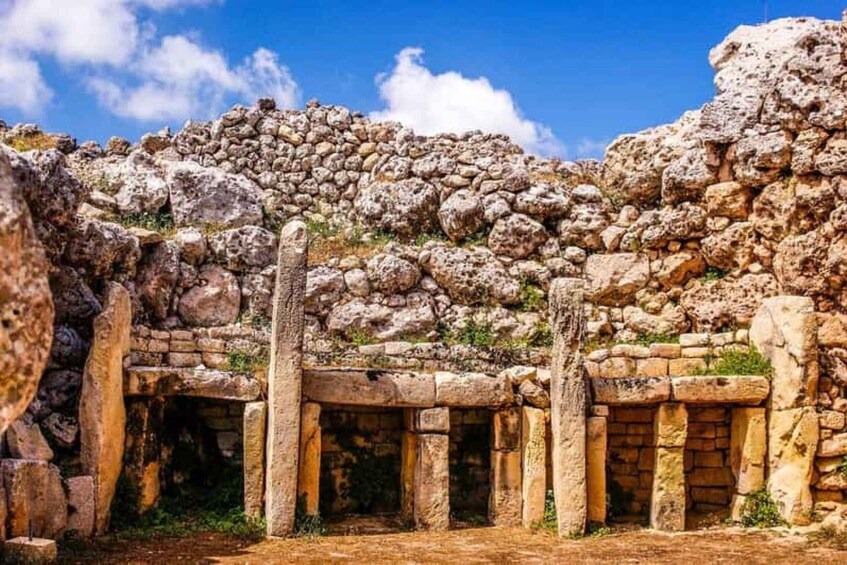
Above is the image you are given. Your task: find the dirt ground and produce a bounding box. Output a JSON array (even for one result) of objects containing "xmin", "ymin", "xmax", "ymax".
[{"xmin": 61, "ymin": 520, "xmax": 847, "ymax": 564}]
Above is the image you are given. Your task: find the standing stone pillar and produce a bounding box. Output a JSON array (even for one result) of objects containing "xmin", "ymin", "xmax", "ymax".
[
  {"xmin": 265, "ymin": 220, "xmax": 308, "ymax": 536},
  {"xmin": 586, "ymin": 416, "xmax": 607, "ymax": 524},
  {"xmin": 549, "ymin": 278, "xmax": 586, "ymax": 536},
  {"xmin": 490, "ymin": 408, "xmax": 522, "ymax": 526},
  {"xmin": 750, "ymin": 296, "xmax": 819, "ymax": 525},
  {"xmin": 650, "ymin": 402, "xmax": 688, "ymax": 531},
  {"xmin": 297, "ymin": 402, "xmax": 321, "ymax": 516},
  {"xmin": 729, "ymin": 407, "xmax": 766, "ymax": 521},
  {"xmin": 401, "ymin": 409, "xmax": 417, "ymax": 520},
  {"xmin": 123, "ymin": 397, "xmax": 165, "ymax": 513},
  {"xmin": 414, "ymin": 408, "xmax": 450, "ymax": 531},
  {"xmin": 80, "ymin": 282, "xmax": 131, "ymax": 534},
  {"xmin": 244, "ymin": 401, "xmax": 267, "ymax": 518},
  {"xmin": 521, "ymin": 406, "xmax": 546, "ymax": 527}
]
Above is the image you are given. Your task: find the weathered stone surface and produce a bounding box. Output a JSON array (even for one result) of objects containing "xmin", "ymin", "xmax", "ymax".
[
  {"xmin": 208, "ymin": 226, "xmax": 278, "ymax": 272},
  {"xmin": 135, "ymin": 241, "xmax": 179, "ymax": 321},
  {"xmin": 6, "ymin": 421, "xmax": 54, "ymax": 461},
  {"xmin": 518, "ymin": 380, "xmax": 550, "ymax": 408},
  {"xmin": 489, "ymin": 449, "xmax": 522, "ymax": 526},
  {"xmin": 767, "ymin": 406, "xmax": 818, "ymax": 525},
  {"xmin": 178, "ymin": 265, "xmax": 241, "ymax": 327},
  {"xmin": 522, "ymin": 406, "xmax": 546, "ymax": 527},
  {"xmin": 166, "ymin": 160, "xmax": 263, "ymax": 228},
  {"xmin": 296, "ymin": 402, "xmax": 319, "ymax": 517},
  {"xmin": 414, "ymin": 433, "xmax": 450, "ymax": 531},
  {"xmin": 4, "ymin": 537, "xmax": 57, "ymax": 564},
  {"xmin": 2, "ymin": 459, "xmax": 67, "ymax": 539},
  {"xmin": 401, "ymin": 419, "xmax": 417, "ymax": 520},
  {"xmin": 586, "ymin": 416, "xmax": 607, "ymax": 523},
  {"xmin": 704, "ymin": 181, "xmax": 752, "ymax": 219},
  {"xmin": 64, "ymin": 219, "xmax": 141, "ymax": 280},
  {"xmin": 366, "ymin": 254, "xmax": 420, "ymax": 295},
  {"xmin": 549, "ymin": 278, "xmax": 586, "ymax": 536},
  {"xmin": 244, "ymin": 401, "xmax": 267, "ymax": 518},
  {"xmin": 438, "ymin": 189, "xmax": 484, "ymax": 241},
  {"xmin": 304, "ymin": 368, "xmax": 435, "ymax": 407},
  {"xmin": 415, "ymin": 407, "xmax": 450, "ymax": 433},
  {"xmin": 125, "ymin": 367, "xmax": 262, "ymax": 401},
  {"xmin": 670, "ymin": 376, "xmax": 770, "ymax": 404},
  {"xmin": 584, "ymin": 253, "xmax": 649, "ymax": 306},
  {"xmin": 325, "ymin": 296, "xmax": 437, "ymax": 341},
  {"xmin": 420, "ymin": 246, "xmax": 520, "ymax": 305},
  {"xmin": 80, "ymin": 283, "xmax": 131, "ymax": 534},
  {"xmin": 654, "ymin": 403, "xmax": 688, "ymax": 448},
  {"xmin": 102, "ymin": 149, "xmax": 169, "ymax": 214},
  {"xmin": 266, "ymin": 221, "xmax": 307, "ymax": 536},
  {"xmin": 591, "ymin": 377, "xmax": 671, "ymax": 405},
  {"xmin": 650, "ymin": 447, "xmax": 686, "ymax": 531},
  {"xmin": 66, "ymin": 475, "xmax": 96, "ymax": 537},
  {"xmin": 123, "ymin": 397, "xmax": 163, "ymax": 513},
  {"xmin": 0, "ymin": 152, "xmax": 54, "ymax": 435},
  {"xmin": 750, "ymin": 296, "xmax": 818, "ymax": 410},
  {"xmin": 730, "ymin": 407, "xmax": 766, "ymax": 496},
  {"xmin": 355, "ymin": 178, "xmax": 439, "ymax": 236},
  {"xmin": 492, "ymin": 408, "xmax": 521, "ymax": 451},
  {"xmin": 819, "ymin": 433, "xmax": 847, "ymax": 457},
  {"xmin": 488, "ymin": 213, "xmax": 548, "ymax": 259},
  {"xmin": 680, "ymin": 274, "xmax": 780, "ymax": 332},
  {"xmin": 434, "ymin": 371, "xmax": 513, "ymax": 407}
]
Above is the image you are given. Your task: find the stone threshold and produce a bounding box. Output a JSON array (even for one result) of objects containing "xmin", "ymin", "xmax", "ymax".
[
  {"xmin": 125, "ymin": 366, "xmax": 263, "ymax": 401},
  {"xmin": 591, "ymin": 375, "xmax": 769, "ymax": 405}
]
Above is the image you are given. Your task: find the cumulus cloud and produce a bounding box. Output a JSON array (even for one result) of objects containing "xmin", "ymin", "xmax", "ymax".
[
  {"xmin": 0, "ymin": 0, "xmax": 299, "ymax": 121},
  {"xmin": 576, "ymin": 138, "xmax": 610, "ymax": 159},
  {"xmin": 371, "ymin": 47, "xmax": 563, "ymax": 157}
]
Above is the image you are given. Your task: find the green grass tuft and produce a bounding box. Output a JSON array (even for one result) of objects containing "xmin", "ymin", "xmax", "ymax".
[
  {"xmin": 739, "ymin": 487, "xmax": 785, "ymax": 528},
  {"xmin": 518, "ymin": 280, "xmax": 546, "ymax": 312},
  {"xmin": 442, "ymin": 319, "xmax": 496, "ymax": 347},
  {"xmin": 117, "ymin": 211, "xmax": 177, "ymax": 236},
  {"xmin": 226, "ymin": 350, "xmax": 269, "ymax": 373},
  {"xmin": 694, "ymin": 346, "xmax": 772, "ymax": 376}
]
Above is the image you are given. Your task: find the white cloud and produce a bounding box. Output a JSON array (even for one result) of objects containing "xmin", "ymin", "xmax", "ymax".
[
  {"xmin": 0, "ymin": 0, "xmax": 299, "ymax": 121},
  {"xmin": 576, "ymin": 138, "xmax": 609, "ymax": 159},
  {"xmin": 371, "ymin": 47, "xmax": 563, "ymax": 157}
]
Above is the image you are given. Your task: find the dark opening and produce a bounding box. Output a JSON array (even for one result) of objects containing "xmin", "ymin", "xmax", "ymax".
[
  {"xmin": 449, "ymin": 409, "xmax": 491, "ymax": 523},
  {"xmin": 606, "ymin": 405, "xmax": 656, "ymax": 522},
  {"xmin": 684, "ymin": 405, "xmax": 735, "ymax": 528}
]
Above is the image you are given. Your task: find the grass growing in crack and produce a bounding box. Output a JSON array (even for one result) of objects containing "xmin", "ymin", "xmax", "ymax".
[
  {"xmin": 525, "ymin": 320, "xmax": 554, "ymax": 347},
  {"xmin": 808, "ymin": 524, "xmax": 847, "ymax": 550},
  {"xmin": 837, "ymin": 455, "xmax": 847, "ymax": 478},
  {"xmin": 348, "ymin": 329, "xmax": 375, "ymax": 347},
  {"xmin": 3, "ymin": 132, "xmax": 58, "ymax": 152},
  {"xmin": 701, "ymin": 266, "xmax": 727, "ymax": 282},
  {"xmin": 227, "ymin": 350, "xmax": 269, "ymax": 372},
  {"xmin": 441, "ymin": 319, "xmax": 496, "ymax": 347},
  {"xmin": 739, "ymin": 487, "xmax": 785, "ymax": 528},
  {"xmin": 530, "ymin": 489, "xmax": 559, "ymax": 534},
  {"xmin": 518, "ymin": 280, "xmax": 546, "ymax": 312},
  {"xmin": 306, "ymin": 219, "xmax": 395, "ymax": 265},
  {"xmin": 692, "ymin": 346, "xmax": 772, "ymax": 376},
  {"xmin": 116, "ymin": 211, "xmax": 177, "ymax": 236},
  {"xmin": 631, "ymin": 333, "xmax": 679, "ymax": 347},
  {"xmin": 294, "ymin": 496, "xmax": 328, "ymax": 538}
]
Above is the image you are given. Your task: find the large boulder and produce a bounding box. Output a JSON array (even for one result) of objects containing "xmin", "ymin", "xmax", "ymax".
[
  {"xmin": 0, "ymin": 152, "xmax": 54, "ymax": 434},
  {"xmin": 165, "ymin": 160, "xmax": 263, "ymax": 228},
  {"xmin": 178, "ymin": 265, "xmax": 240, "ymax": 326},
  {"xmin": 584, "ymin": 253, "xmax": 650, "ymax": 306},
  {"xmin": 366, "ymin": 254, "xmax": 420, "ymax": 295},
  {"xmin": 304, "ymin": 266, "xmax": 346, "ymax": 315},
  {"xmin": 64, "ymin": 218, "xmax": 141, "ymax": 281},
  {"xmin": 680, "ymin": 274, "xmax": 780, "ymax": 332},
  {"xmin": 99, "ymin": 150, "xmax": 169, "ymax": 215},
  {"xmin": 135, "ymin": 241, "xmax": 180, "ymax": 321},
  {"xmin": 354, "ymin": 178, "xmax": 439, "ymax": 236},
  {"xmin": 487, "ymin": 214, "xmax": 548, "ymax": 259},
  {"xmin": 208, "ymin": 225, "xmax": 278, "ymax": 272},
  {"xmin": 326, "ymin": 295, "xmax": 437, "ymax": 340},
  {"xmin": 420, "ymin": 246, "xmax": 520, "ymax": 305},
  {"xmin": 438, "ymin": 189, "xmax": 484, "ymax": 241}
]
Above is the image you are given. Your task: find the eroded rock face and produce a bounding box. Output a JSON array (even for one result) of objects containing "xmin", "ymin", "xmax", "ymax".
[
  {"xmin": 680, "ymin": 274, "xmax": 780, "ymax": 331},
  {"xmin": 488, "ymin": 214, "xmax": 548, "ymax": 259},
  {"xmin": 0, "ymin": 152, "xmax": 54, "ymax": 434},
  {"xmin": 355, "ymin": 178, "xmax": 439, "ymax": 236},
  {"xmin": 101, "ymin": 150, "xmax": 169, "ymax": 215},
  {"xmin": 420, "ymin": 246, "xmax": 520, "ymax": 305},
  {"xmin": 166, "ymin": 161, "xmax": 263, "ymax": 228},
  {"xmin": 438, "ymin": 189, "xmax": 484, "ymax": 241},
  {"xmin": 584, "ymin": 253, "xmax": 649, "ymax": 306},
  {"xmin": 178, "ymin": 265, "xmax": 240, "ymax": 326}
]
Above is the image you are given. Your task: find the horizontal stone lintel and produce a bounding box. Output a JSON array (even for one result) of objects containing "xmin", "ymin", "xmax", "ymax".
[
  {"xmin": 303, "ymin": 367, "xmax": 436, "ymax": 407},
  {"xmin": 591, "ymin": 375, "xmax": 770, "ymax": 405},
  {"xmin": 124, "ymin": 366, "xmax": 263, "ymax": 401}
]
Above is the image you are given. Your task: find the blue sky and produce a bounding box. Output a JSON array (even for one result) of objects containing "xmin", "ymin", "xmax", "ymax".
[{"xmin": 0, "ymin": 0, "xmax": 842, "ymax": 159}]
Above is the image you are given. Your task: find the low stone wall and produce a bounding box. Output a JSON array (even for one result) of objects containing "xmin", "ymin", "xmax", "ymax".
[{"xmin": 684, "ymin": 406, "xmax": 734, "ymax": 516}]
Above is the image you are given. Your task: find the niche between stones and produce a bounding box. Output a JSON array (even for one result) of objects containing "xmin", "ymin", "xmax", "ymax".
[
  {"xmin": 319, "ymin": 405, "xmax": 403, "ymax": 520},
  {"xmin": 684, "ymin": 406, "xmax": 735, "ymax": 527},
  {"xmin": 448, "ymin": 409, "xmax": 491, "ymax": 522},
  {"xmin": 606, "ymin": 406, "xmax": 656, "ymax": 520}
]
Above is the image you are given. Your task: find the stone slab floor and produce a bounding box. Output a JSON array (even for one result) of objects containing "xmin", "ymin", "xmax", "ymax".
[{"xmin": 60, "ymin": 525, "xmax": 847, "ymax": 564}]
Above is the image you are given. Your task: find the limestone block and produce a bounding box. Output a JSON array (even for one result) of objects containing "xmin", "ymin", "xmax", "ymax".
[
  {"xmin": 549, "ymin": 278, "xmax": 587, "ymax": 536},
  {"xmin": 492, "ymin": 408, "xmax": 521, "ymax": 451},
  {"xmin": 4, "ymin": 538, "xmax": 57, "ymax": 564},
  {"xmin": 2, "ymin": 459, "xmax": 67, "ymax": 539},
  {"xmin": 668, "ymin": 357, "xmax": 706, "ymax": 375},
  {"xmin": 587, "ymin": 416, "xmax": 607, "ymax": 523},
  {"xmin": 415, "ymin": 407, "xmax": 450, "ymax": 433},
  {"xmin": 650, "ymin": 343, "xmax": 682, "ymax": 358},
  {"xmin": 636, "ymin": 358, "xmax": 669, "ymax": 377},
  {"xmin": 401, "ymin": 428, "xmax": 417, "ymax": 519},
  {"xmin": 434, "ymin": 371, "xmax": 513, "ymax": 407},
  {"xmin": 266, "ymin": 220, "xmax": 307, "ymax": 537},
  {"xmin": 598, "ymin": 357, "xmax": 635, "ymax": 378},
  {"xmin": 670, "ymin": 375, "xmax": 769, "ymax": 404},
  {"xmin": 66, "ymin": 476, "xmax": 95, "ymax": 537},
  {"xmin": 650, "ymin": 447, "xmax": 685, "ymax": 531},
  {"xmin": 591, "ymin": 377, "xmax": 670, "ymax": 405},
  {"xmin": 304, "ymin": 368, "xmax": 436, "ymax": 407},
  {"xmin": 125, "ymin": 367, "xmax": 262, "ymax": 401},
  {"xmin": 730, "ymin": 407, "xmax": 766, "ymax": 495},
  {"xmin": 750, "ymin": 296, "xmax": 818, "ymax": 409},
  {"xmin": 819, "ymin": 432, "xmax": 847, "ymax": 457},
  {"xmin": 489, "ymin": 449, "xmax": 522, "ymax": 526},
  {"xmin": 5, "ymin": 421, "xmax": 53, "ymax": 461},
  {"xmin": 244, "ymin": 401, "xmax": 267, "ymax": 518},
  {"xmin": 654, "ymin": 403, "xmax": 688, "ymax": 448},
  {"xmin": 414, "ymin": 433, "xmax": 449, "ymax": 531},
  {"xmin": 767, "ymin": 406, "xmax": 819, "ymax": 525},
  {"xmin": 80, "ymin": 283, "xmax": 131, "ymax": 534},
  {"xmin": 521, "ymin": 407, "xmax": 546, "ymax": 527},
  {"xmin": 123, "ymin": 397, "xmax": 164, "ymax": 513}
]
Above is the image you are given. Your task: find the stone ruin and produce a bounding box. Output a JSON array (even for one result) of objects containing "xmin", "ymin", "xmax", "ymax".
[{"xmin": 0, "ymin": 13, "xmax": 847, "ymax": 545}]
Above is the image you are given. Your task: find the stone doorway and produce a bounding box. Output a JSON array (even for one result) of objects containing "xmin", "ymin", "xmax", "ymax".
[
  {"xmin": 606, "ymin": 406, "xmax": 656, "ymax": 520},
  {"xmin": 448, "ymin": 409, "xmax": 491, "ymax": 523},
  {"xmin": 684, "ymin": 406, "xmax": 736, "ymax": 527}
]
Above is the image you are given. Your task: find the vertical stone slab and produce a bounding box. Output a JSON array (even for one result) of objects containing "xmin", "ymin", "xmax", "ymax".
[
  {"xmin": 123, "ymin": 397, "xmax": 164, "ymax": 513},
  {"xmin": 549, "ymin": 277, "xmax": 587, "ymax": 536},
  {"xmin": 80, "ymin": 282, "xmax": 131, "ymax": 534},
  {"xmin": 586, "ymin": 416, "xmax": 607, "ymax": 524},
  {"xmin": 767, "ymin": 407, "xmax": 818, "ymax": 525},
  {"xmin": 297, "ymin": 402, "xmax": 320, "ymax": 516},
  {"xmin": 414, "ymin": 433, "xmax": 449, "ymax": 531},
  {"xmin": 265, "ymin": 220, "xmax": 307, "ymax": 536},
  {"xmin": 401, "ymin": 410, "xmax": 417, "ymax": 520},
  {"xmin": 66, "ymin": 476, "xmax": 96, "ymax": 537},
  {"xmin": 650, "ymin": 403, "xmax": 687, "ymax": 531},
  {"xmin": 2, "ymin": 459, "xmax": 67, "ymax": 539},
  {"xmin": 729, "ymin": 407, "xmax": 766, "ymax": 521},
  {"xmin": 521, "ymin": 406, "xmax": 546, "ymax": 527},
  {"xmin": 244, "ymin": 401, "xmax": 267, "ymax": 519},
  {"xmin": 489, "ymin": 408, "xmax": 522, "ymax": 526}
]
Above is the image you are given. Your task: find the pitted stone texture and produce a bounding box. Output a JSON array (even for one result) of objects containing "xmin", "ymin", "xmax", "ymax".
[
  {"xmin": 414, "ymin": 433, "xmax": 450, "ymax": 531},
  {"xmin": 521, "ymin": 406, "xmax": 547, "ymax": 527},
  {"xmin": 208, "ymin": 226, "xmax": 278, "ymax": 272},
  {"xmin": 591, "ymin": 377, "xmax": 670, "ymax": 405},
  {"xmin": 680, "ymin": 274, "xmax": 780, "ymax": 332},
  {"xmin": 767, "ymin": 406, "xmax": 818, "ymax": 525},
  {"xmin": 670, "ymin": 376, "xmax": 770, "ymax": 405},
  {"xmin": 355, "ymin": 178, "xmax": 439, "ymax": 236},
  {"xmin": 100, "ymin": 149, "xmax": 169, "ymax": 215},
  {"xmin": 487, "ymin": 213, "xmax": 548, "ymax": 259},
  {"xmin": 2, "ymin": 459, "xmax": 67, "ymax": 539},
  {"xmin": 584, "ymin": 253, "xmax": 650, "ymax": 306},
  {"xmin": 730, "ymin": 408, "xmax": 766, "ymax": 496},
  {"xmin": 434, "ymin": 371, "xmax": 513, "ymax": 408},
  {"xmin": 178, "ymin": 265, "xmax": 241, "ymax": 327},
  {"xmin": 438, "ymin": 189, "xmax": 484, "ymax": 241},
  {"xmin": 420, "ymin": 246, "xmax": 520, "ymax": 305}
]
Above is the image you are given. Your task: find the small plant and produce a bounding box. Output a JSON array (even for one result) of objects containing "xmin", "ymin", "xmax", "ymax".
[
  {"xmin": 531, "ymin": 489, "xmax": 559, "ymax": 534},
  {"xmin": 702, "ymin": 266, "xmax": 727, "ymax": 282},
  {"xmin": 837, "ymin": 455, "xmax": 847, "ymax": 478},
  {"xmin": 518, "ymin": 280, "xmax": 546, "ymax": 312},
  {"xmin": 226, "ymin": 350, "xmax": 269, "ymax": 372},
  {"xmin": 445, "ymin": 319, "xmax": 496, "ymax": 347},
  {"xmin": 294, "ymin": 496, "xmax": 328, "ymax": 538},
  {"xmin": 116, "ymin": 211, "xmax": 177, "ymax": 236},
  {"xmin": 632, "ymin": 333, "xmax": 679, "ymax": 347},
  {"xmin": 241, "ymin": 311, "xmax": 272, "ymax": 331},
  {"xmin": 461, "ymin": 229, "xmax": 489, "ymax": 248},
  {"xmin": 694, "ymin": 346, "xmax": 772, "ymax": 376},
  {"xmin": 3, "ymin": 132, "xmax": 58, "ymax": 152},
  {"xmin": 568, "ymin": 522, "xmax": 612, "ymax": 539},
  {"xmin": 808, "ymin": 524, "xmax": 847, "ymax": 550},
  {"xmin": 414, "ymin": 231, "xmax": 448, "ymax": 247},
  {"xmin": 739, "ymin": 487, "xmax": 785, "ymax": 528},
  {"xmin": 526, "ymin": 321, "xmax": 554, "ymax": 348},
  {"xmin": 348, "ymin": 329, "xmax": 375, "ymax": 347}
]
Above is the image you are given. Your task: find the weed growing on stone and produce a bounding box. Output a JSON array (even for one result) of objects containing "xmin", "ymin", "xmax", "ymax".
[
  {"xmin": 740, "ymin": 487, "xmax": 785, "ymax": 528},
  {"xmin": 348, "ymin": 330, "xmax": 375, "ymax": 347},
  {"xmin": 808, "ymin": 524, "xmax": 847, "ymax": 550},
  {"xmin": 837, "ymin": 455, "xmax": 847, "ymax": 477},
  {"xmin": 568, "ymin": 522, "xmax": 612, "ymax": 539},
  {"xmin": 694, "ymin": 346, "xmax": 772, "ymax": 376},
  {"xmin": 443, "ymin": 319, "xmax": 496, "ymax": 347},
  {"xmin": 241, "ymin": 311, "xmax": 272, "ymax": 331},
  {"xmin": 3, "ymin": 132, "xmax": 57, "ymax": 152},
  {"xmin": 118, "ymin": 211, "xmax": 177, "ymax": 236},
  {"xmin": 702, "ymin": 266, "xmax": 727, "ymax": 282},
  {"xmin": 294, "ymin": 496, "xmax": 328, "ymax": 538},
  {"xmin": 531, "ymin": 489, "xmax": 558, "ymax": 533},
  {"xmin": 632, "ymin": 333, "xmax": 679, "ymax": 346},
  {"xmin": 227, "ymin": 350, "xmax": 269, "ymax": 372},
  {"xmin": 518, "ymin": 280, "xmax": 546, "ymax": 312},
  {"xmin": 460, "ymin": 229, "xmax": 489, "ymax": 248},
  {"xmin": 526, "ymin": 320, "xmax": 554, "ymax": 347},
  {"xmin": 414, "ymin": 230, "xmax": 449, "ymax": 247}
]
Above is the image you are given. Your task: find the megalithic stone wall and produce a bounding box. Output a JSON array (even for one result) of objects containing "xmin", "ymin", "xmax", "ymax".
[
  {"xmin": 549, "ymin": 277, "xmax": 587, "ymax": 536},
  {"xmin": 265, "ymin": 221, "xmax": 308, "ymax": 536}
]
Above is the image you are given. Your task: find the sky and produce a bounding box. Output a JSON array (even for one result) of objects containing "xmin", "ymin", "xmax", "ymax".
[{"xmin": 0, "ymin": 0, "xmax": 842, "ymax": 159}]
